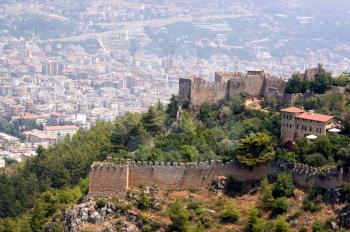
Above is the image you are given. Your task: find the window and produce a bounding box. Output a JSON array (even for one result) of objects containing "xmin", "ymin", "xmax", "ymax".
[
  {"xmin": 296, "ymin": 124, "xmax": 299, "ymax": 129},
  {"xmin": 309, "ymin": 126, "xmax": 312, "ymax": 132}
]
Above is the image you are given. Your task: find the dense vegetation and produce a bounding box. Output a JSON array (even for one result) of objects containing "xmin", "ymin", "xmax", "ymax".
[
  {"xmin": 0, "ymin": 122, "xmax": 112, "ymax": 231},
  {"xmin": 1, "ymin": 69, "xmax": 350, "ymax": 230},
  {"xmin": 0, "ymin": 117, "xmax": 42, "ymax": 140},
  {"xmin": 0, "ymin": 93, "xmax": 282, "ymax": 230},
  {"xmin": 284, "ymin": 64, "xmax": 350, "ymax": 95}
]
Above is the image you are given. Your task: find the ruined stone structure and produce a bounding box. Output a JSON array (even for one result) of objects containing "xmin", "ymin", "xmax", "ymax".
[
  {"xmin": 299, "ymin": 65, "xmax": 329, "ymax": 82},
  {"xmin": 178, "ymin": 71, "xmax": 286, "ymax": 110},
  {"xmin": 88, "ymin": 160, "xmax": 347, "ymax": 197}
]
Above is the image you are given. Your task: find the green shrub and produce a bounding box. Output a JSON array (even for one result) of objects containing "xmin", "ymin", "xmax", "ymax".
[
  {"xmin": 272, "ymin": 197, "xmax": 289, "ymax": 215},
  {"xmin": 141, "ymin": 225, "xmax": 152, "ymax": 232},
  {"xmin": 219, "ymin": 204, "xmax": 241, "ymax": 223},
  {"xmin": 259, "ymin": 178, "xmax": 274, "ymax": 211},
  {"xmin": 302, "ymin": 199, "xmax": 322, "ymax": 212},
  {"xmin": 188, "ymin": 187, "xmax": 197, "ymax": 193},
  {"xmin": 272, "ymin": 173, "xmax": 295, "ymax": 198},
  {"xmin": 96, "ymin": 199, "xmax": 107, "ymax": 209},
  {"xmin": 140, "ymin": 214, "xmax": 162, "ymax": 232},
  {"xmin": 305, "ymin": 187, "xmax": 323, "ymax": 201},
  {"xmin": 136, "ymin": 192, "xmax": 152, "ymax": 210},
  {"xmin": 247, "ymin": 208, "xmax": 271, "ymax": 232},
  {"xmin": 252, "ymin": 220, "xmax": 271, "ymax": 232},
  {"xmin": 197, "ymin": 214, "xmax": 211, "ymax": 229},
  {"xmin": 246, "ymin": 208, "xmax": 260, "ymax": 231},
  {"xmin": 273, "ymin": 216, "xmax": 291, "ymax": 232},
  {"xmin": 114, "ymin": 202, "xmax": 129, "ymax": 214},
  {"xmin": 187, "ymin": 201, "xmax": 203, "ymax": 212},
  {"xmin": 186, "ymin": 201, "xmax": 211, "ymax": 229},
  {"xmin": 289, "ymin": 209, "xmax": 303, "ymax": 220},
  {"xmin": 305, "ymin": 153, "xmax": 327, "ymax": 167},
  {"xmin": 167, "ymin": 200, "xmax": 191, "ymax": 232},
  {"xmin": 312, "ymin": 220, "xmax": 326, "ymax": 232}
]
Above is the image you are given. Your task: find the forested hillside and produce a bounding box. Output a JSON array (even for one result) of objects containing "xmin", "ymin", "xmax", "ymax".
[{"xmin": 1, "ymin": 88, "xmax": 350, "ymax": 231}]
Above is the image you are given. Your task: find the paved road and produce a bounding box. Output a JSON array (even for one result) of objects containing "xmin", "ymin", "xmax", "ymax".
[{"xmin": 41, "ymin": 13, "xmax": 254, "ymax": 43}]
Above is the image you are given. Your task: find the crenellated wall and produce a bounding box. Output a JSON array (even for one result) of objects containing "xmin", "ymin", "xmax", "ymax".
[
  {"xmin": 128, "ymin": 160, "xmax": 270, "ymax": 189},
  {"xmin": 88, "ymin": 160, "xmax": 348, "ymax": 197},
  {"xmin": 89, "ymin": 163, "xmax": 128, "ymax": 197},
  {"xmin": 190, "ymin": 79, "xmax": 227, "ymax": 109},
  {"xmin": 89, "ymin": 160, "xmax": 270, "ymax": 197},
  {"xmin": 179, "ymin": 71, "xmax": 286, "ymax": 110},
  {"xmin": 287, "ymin": 163, "xmax": 343, "ymax": 189}
]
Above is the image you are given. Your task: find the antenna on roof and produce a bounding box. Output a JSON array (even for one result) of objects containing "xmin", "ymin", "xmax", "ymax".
[
  {"xmin": 234, "ymin": 61, "xmax": 239, "ymax": 73},
  {"xmin": 31, "ymin": 28, "xmax": 35, "ymax": 41}
]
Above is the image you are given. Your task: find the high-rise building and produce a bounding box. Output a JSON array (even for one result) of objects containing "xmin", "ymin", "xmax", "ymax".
[{"xmin": 42, "ymin": 62, "xmax": 64, "ymax": 76}]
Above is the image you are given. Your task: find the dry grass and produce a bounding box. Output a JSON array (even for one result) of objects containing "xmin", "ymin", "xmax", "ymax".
[{"xmin": 81, "ymin": 187, "xmax": 340, "ymax": 232}]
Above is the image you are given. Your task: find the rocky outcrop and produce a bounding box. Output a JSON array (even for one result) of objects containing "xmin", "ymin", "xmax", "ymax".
[
  {"xmin": 51, "ymin": 186, "xmax": 164, "ymax": 232},
  {"xmin": 63, "ymin": 201, "xmax": 117, "ymax": 232},
  {"xmin": 54, "ymin": 199, "xmax": 154, "ymax": 232}
]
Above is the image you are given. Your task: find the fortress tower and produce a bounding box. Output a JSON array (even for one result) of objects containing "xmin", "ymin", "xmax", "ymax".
[{"xmin": 179, "ymin": 71, "xmax": 286, "ymax": 110}]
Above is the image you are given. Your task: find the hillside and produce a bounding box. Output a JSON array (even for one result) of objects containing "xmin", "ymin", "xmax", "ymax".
[
  {"xmin": 58, "ymin": 185, "xmax": 343, "ymax": 232},
  {"xmin": 1, "ymin": 74, "xmax": 350, "ymax": 231}
]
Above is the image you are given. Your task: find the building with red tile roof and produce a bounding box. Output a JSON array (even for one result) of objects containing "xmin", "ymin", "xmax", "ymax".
[
  {"xmin": 295, "ymin": 112, "xmax": 333, "ymax": 122},
  {"xmin": 280, "ymin": 107, "xmax": 336, "ymax": 141},
  {"xmin": 44, "ymin": 125, "xmax": 79, "ymax": 138},
  {"xmin": 22, "ymin": 129, "xmax": 57, "ymax": 144}
]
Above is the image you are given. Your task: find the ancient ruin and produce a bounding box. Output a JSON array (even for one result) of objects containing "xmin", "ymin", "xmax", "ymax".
[
  {"xmin": 178, "ymin": 71, "xmax": 286, "ymax": 110},
  {"xmin": 88, "ymin": 160, "xmax": 347, "ymax": 197}
]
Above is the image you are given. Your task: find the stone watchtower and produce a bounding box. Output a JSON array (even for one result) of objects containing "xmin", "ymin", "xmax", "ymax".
[{"xmin": 178, "ymin": 78, "xmax": 192, "ymax": 106}]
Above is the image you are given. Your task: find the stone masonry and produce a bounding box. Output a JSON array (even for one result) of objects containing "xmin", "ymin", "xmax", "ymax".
[
  {"xmin": 88, "ymin": 160, "xmax": 348, "ymax": 197},
  {"xmin": 178, "ymin": 71, "xmax": 286, "ymax": 110}
]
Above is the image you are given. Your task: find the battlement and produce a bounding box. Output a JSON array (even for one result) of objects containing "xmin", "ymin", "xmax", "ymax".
[
  {"xmin": 178, "ymin": 71, "xmax": 286, "ymax": 110},
  {"xmin": 126, "ymin": 160, "xmax": 224, "ymax": 167},
  {"xmin": 89, "ymin": 160, "xmax": 347, "ymax": 197},
  {"xmin": 191, "ymin": 79, "xmax": 227, "ymax": 92}
]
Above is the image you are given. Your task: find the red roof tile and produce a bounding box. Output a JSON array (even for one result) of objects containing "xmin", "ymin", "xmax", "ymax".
[
  {"xmin": 280, "ymin": 107, "xmax": 304, "ymax": 113},
  {"xmin": 295, "ymin": 112, "xmax": 333, "ymax": 122},
  {"xmin": 23, "ymin": 129, "xmax": 56, "ymax": 139},
  {"xmin": 44, "ymin": 125, "xmax": 78, "ymax": 131}
]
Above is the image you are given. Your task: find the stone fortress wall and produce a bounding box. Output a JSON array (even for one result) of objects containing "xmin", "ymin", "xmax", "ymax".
[
  {"xmin": 89, "ymin": 164, "xmax": 128, "ymax": 197},
  {"xmin": 88, "ymin": 160, "xmax": 347, "ymax": 197},
  {"xmin": 179, "ymin": 71, "xmax": 286, "ymax": 109},
  {"xmin": 189, "ymin": 78, "xmax": 228, "ymax": 107}
]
